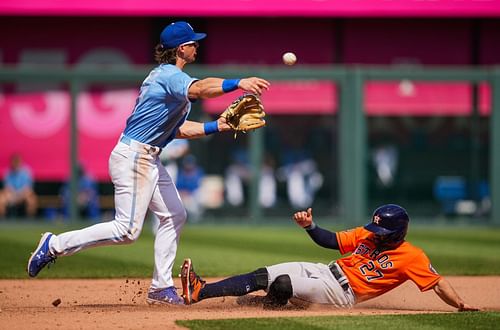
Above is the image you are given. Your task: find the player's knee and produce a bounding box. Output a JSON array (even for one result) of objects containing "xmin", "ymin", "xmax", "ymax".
[
  {"xmin": 114, "ymin": 220, "xmax": 141, "ymax": 244},
  {"xmin": 266, "ymin": 274, "xmax": 293, "ymax": 306},
  {"xmin": 158, "ymin": 206, "xmax": 187, "ymax": 227},
  {"xmin": 270, "ymin": 275, "xmax": 293, "ymax": 297},
  {"xmin": 121, "ymin": 227, "xmax": 141, "ymax": 244},
  {"xmin": 177, "ymin": 208, "xmax": 188, "ymax": 225},
  {"xmin": 252, "ymin": 267, "xmax": 269, "ymax": 290},
  {"xmin": 125, "ymin": 227, "xmax": 142, "ymax": 243}
]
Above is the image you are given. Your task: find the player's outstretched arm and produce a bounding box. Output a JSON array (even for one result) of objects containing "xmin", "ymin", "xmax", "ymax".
[
  {"xmin": 433, "ymin": 278, "xmax": 479, "ymax": 312},
  {"xmin": 293, "ymin": 208, "xmax": 339, "ymax": 250},
  {"xmin": 188, "ymin": 77, "xmax": 270, "ymax": 100}
]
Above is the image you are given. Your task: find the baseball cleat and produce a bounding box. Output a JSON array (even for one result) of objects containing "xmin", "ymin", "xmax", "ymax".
[
  {"xmin": 146, "ymin": 286, "xmax": 184, "ymax": 305},
  {"xmin": 180, "ymin": 258, "xmax": 206, "ymax": 305},
  {"xmin": 27, "ymin": 232, "xmax": 56, "ymax": 277}
]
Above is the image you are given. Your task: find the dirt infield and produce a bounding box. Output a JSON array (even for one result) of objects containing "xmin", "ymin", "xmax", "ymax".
[{"xmin": 1, "ymin": 277, "xmax": 499, "ymax": 329}]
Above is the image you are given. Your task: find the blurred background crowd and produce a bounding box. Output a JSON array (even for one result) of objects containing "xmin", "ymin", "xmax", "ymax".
[{"xmin": 0, "ymin": 1, "xmax": 498, "ymax": 223}]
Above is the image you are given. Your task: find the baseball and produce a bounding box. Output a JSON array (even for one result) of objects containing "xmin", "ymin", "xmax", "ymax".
[{"xmin": 282, "ymin": 52, "xmax": 297, "ymax": 66}]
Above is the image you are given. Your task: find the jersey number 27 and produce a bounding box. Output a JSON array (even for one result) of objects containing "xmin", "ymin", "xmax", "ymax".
[{"xmin": 359, "ymin": 261, "xmax": 384, "ymax": 281}]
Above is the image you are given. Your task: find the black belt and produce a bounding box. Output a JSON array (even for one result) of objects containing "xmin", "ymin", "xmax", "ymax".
[{"xmin": 329, "ymin": 263, "xmax": 350, "ymax": 292}]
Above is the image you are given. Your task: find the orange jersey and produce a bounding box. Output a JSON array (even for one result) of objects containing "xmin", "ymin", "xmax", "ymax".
[{"xmin": 336, "ymin": 227, "xmax": 441, "ymax": 302}]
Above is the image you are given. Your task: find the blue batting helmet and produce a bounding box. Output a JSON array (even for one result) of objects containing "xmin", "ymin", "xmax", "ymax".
[{"xmin": 364, "ymin": 204, "xmax": 409, "ymax": 247}]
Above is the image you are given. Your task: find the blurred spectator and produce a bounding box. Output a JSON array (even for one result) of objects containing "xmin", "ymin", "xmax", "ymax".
[
  {"xmin": 0, "ymin": 154, "xmax": 38, "ymax": 218},
  {"xmin": 372, "ymin": 144, "xmax": 399, "ymax": 187},
  {"xmin": 176, "ymin": 154, "xmax": 205, "ymax": 222},
  {"xmin": 60, "ymin": 164, "xmax": 100, "ymax": 221},
  {"xmin": 225, "ymin": 149, "xmax": 276, "ymax": 209},
  {"xmin": 476, "ymin": 181, "xmax": 491, "ymax": 217},
  {"xmin": 159, "ymin": 139, "xmax": 190, "ymax": 183},
  {"xmin": 277, "ymin": 149, "xmax": 323, "ymax": 209}
]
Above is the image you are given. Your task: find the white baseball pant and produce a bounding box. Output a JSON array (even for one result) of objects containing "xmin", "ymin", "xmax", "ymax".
[
  {"xmin": 266, "ymin": 262, "xmax": 356, "ymax": 307},
  {"xmin": 48, "ymin": 137, "xmax": 187, "ymax": 289}
]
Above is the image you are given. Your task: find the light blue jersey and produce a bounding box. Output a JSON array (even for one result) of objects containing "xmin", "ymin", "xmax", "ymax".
[
  {"xmin": 4, "ymin": 167, "xmax": 33, "ymax": 192},
  {"xmin": 123, "ymin": 64, "xmax": 197, "ymax": 148}
]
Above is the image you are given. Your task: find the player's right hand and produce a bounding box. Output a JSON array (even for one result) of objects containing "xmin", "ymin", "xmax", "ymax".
[
  {"xmin": 293, "ymin": 208, "xmax": 313, "ymax": 228},
  {"xmin": 238, "ymin": 77, "xmax": 270, "ymax": 95}
]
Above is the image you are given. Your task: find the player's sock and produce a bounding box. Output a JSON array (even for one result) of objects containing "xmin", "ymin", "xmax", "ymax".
[{"xmin": 199, "ymin": 268, "xmax": 268, "ymax": 299}]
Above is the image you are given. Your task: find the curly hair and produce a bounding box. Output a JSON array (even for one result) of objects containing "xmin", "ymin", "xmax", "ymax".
[{"xmin": 154, "ymin": 44, "xmax": 177, "ymax": 64}]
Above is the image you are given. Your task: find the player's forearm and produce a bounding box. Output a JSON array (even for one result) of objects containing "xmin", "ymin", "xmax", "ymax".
[
  {"xmin": 293, "ymin": 208, "xmax": 338, "ymax": 249},
  {"xmin": 176, "ymin": 120, "xmax": 210, "ymax": 139},
  {"xmin": 189, "ymin": 77, "xmax": 269, "ymax": 99},
  {"xmin": 176, "ymin": 119, "xmax": 230, "ymax": 139},
  {"xmin": 305, "ymin": 224, "xmax": 340, "ymax": 250},
  {"xmin": 188, "ymin": 78, "xmax": 226, "ymax": 99},
  {"xmin": 433, "ymin": 278, "xmax": 469, "ymax": 310}
]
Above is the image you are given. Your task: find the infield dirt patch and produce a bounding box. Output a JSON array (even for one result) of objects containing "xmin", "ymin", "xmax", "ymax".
[{"xmin": 1, "ymin": 277, "xmax": 499, "ymax": 329}]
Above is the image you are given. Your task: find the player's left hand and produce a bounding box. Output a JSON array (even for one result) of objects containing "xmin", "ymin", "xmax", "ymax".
[
  {"xmin": 458, "ymin": 302, "xmax": 480, "ymax": 312},
  {"xmin": 293, "ymin": 208, "xmax": 313, "ymax": 228},
  {"xmin": 216, "ymin": 116, "xmax": 232, "ymax": 132}
]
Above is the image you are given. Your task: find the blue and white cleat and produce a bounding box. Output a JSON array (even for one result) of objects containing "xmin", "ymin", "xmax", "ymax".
[
  {"xmin": 27, "ymin": 232, "xmax": 56, "ymax": 277},
  {"xmin": 146, "ymin": 286, "xmax": 184, "ymax": 305}
]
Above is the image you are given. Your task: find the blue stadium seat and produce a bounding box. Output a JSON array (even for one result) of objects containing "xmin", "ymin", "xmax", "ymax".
[{"xmin": 433, "ymin": 176, "xmax": 467, "ymax": 215}]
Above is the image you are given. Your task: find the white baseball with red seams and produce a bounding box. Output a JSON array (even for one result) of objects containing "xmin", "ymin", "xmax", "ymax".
[{"xmin": 282, "ymin": 52, "xmax": 297, "ymax": 66}]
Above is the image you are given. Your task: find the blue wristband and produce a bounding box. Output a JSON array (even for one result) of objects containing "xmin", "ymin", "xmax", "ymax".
[
  {"xmin": 204, "ymin": 121, "xmax": 219, "ymax": 135},
  {"xmin": 222, "ymin": 79, "xmax": 240, "ymax": 93}
]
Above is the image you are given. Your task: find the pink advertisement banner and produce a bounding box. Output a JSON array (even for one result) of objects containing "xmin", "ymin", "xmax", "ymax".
[
  {"xmin": 0, "ymin": 17, "xmax": 150, "ymax": 183},
  {"xmin": 365, "ymin": 82, "xmax": 491, "ymax": 116},
  {"xmin": 205, "ymin": 81, "xmax": 491, "ymax": 116},
  {"xmin": 2, "ymin": 0, "xmax": 500, "ymax": 17},
  {"xmin": 0, "ymin": 82, "xmax": 491, "ymax": 182},
  {"xmin": 0, "ymin": 89, "xmax": 136, "ymax": 182},
  {"xmin": 204, "ymin": 81, "xmax": 337, "ymax": 115}
]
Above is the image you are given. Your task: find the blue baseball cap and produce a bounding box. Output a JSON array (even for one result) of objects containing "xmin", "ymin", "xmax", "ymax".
[{"xmin": 160, "ymin": 21, "xmax": 207, "ymax": 48}]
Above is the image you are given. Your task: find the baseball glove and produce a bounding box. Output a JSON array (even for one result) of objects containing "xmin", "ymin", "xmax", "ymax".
[{"xmin": 221, "ymin": 94, "xmax": 266, "ymax": 138}]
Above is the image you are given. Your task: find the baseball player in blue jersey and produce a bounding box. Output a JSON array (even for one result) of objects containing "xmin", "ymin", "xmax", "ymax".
[{"xmin": 27, "ymin": 21, "xmax": 270, "ymax": 305}]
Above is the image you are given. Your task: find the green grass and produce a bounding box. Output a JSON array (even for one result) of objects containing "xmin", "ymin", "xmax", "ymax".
[
  {"xmin": 1, "ymin": 222, "xmax": 499, "ymax": 278},
  {"xmin": 176, "ymin": 312, "xmax": 500, "ymax": 330},
  {"xmin": 2, "ymin": 222, "xmax": 499, "ymax": 329}
]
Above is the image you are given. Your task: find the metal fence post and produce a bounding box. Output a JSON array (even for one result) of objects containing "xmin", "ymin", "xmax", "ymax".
[
  {"xmin": 491, "ymin": 69, "xmax": 500, "ymax": 225},
  {"xmin": 249, "ymin": 128, "xmax": 263, "ymax": 221},
  {"xmin": 339, "ymin": 68, "xmax": 366, "ymax": 225},
  {"xmin": 69, "ymin": 76, "xmax": 79, "ymax": 222}
]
